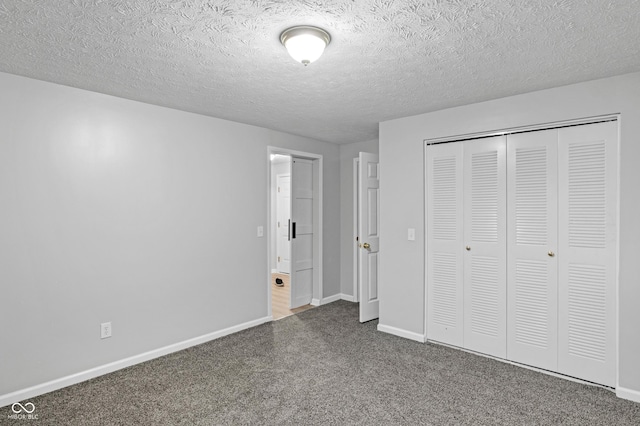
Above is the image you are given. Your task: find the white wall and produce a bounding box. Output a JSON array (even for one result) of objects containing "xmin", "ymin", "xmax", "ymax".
[
  {"xmin": 379, "ymin": 72, "xmax": 640, "ymax": 398},
  {"xmin": 0, "ymin": 71, "xmax": 340, "ymax": 400},
  {"xmin": 339, "ymin": 139, "xmax": 379, "ymax": 298}
]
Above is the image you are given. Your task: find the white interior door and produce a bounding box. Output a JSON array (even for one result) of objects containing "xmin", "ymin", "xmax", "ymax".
[
  {"xmin": 426, "ymin": 143, "xmax": 464, "ymax": 346},
  {"xmin": 358, "ymin": 152, "xmax": 379, "ymax": 322},
  {"xmin": 276, "ymin": 174, "xmax": 291, "ymax": 274},
  {"xmin": 557, "ymin": 121, "xmax": 617, "ymax": 387},
  {"xmin": 506, "ymin": 130, "xmax": 558, "ymax": 371},
  {"xmin": 463, "ymin": 136, "xmax": 507, "ymax": 358},
  {"xmin": 290, "ymin": 158, "xmax": 313, "ymax": 309}
]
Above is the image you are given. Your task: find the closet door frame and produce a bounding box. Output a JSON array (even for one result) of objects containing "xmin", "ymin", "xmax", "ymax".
[{"xmin": 424, "ymin": 114, "xmax": 620, "ymax": 388}]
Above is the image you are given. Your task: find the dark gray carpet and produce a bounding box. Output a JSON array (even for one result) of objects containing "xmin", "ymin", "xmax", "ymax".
[{"xmin": 4, "ymin": 301, "xmax": 639, "ymax": 425}]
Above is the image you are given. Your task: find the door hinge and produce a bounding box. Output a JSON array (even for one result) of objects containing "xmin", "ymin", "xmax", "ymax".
[
  {"xmin": 278, "ymin": 221, "xmax": 280, "ymax": 228},
  {"xmin": 278, "ymin": 187, "xmax": 280, "ymax": 192},
  {"xmin": 278, "ymin": 256, "xmax": 281, "ymax": 262}
]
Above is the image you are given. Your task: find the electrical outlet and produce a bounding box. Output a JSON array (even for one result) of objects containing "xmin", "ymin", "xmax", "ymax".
[
  {"xmin": 101, "ymin": 322, "xmax": 112, "ymax": 339},
  {"xmin": 257, "ymin": 226, "xmax": 264, "ymax": 237},
  {"xmin": 408, "ymin": 228, "xmax": 416, "ymax": 241}
]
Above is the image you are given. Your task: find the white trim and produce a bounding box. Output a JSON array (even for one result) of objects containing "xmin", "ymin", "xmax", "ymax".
[
  {"xmin": 311, "ymin": 294, "xmax": 349, "ymax": 306},
  {"xmin": 423, "ymin": 114, "xmax": 619, "ymax": 145},
  {"xmin": 423, "ymin": 141, "xmax": 429, "ymax": 341},
  {"xmin": 353, "ymin": 157, "xmax": 359, "ymax": 303},
  {"xmin": 341, "ymin": 294, "xmax": 355, "ymax": 302},
  {"xmin": 616, "ymin": 386, "xmax": 640, "ymax": 403},
  {"xmin": 314, "ymin": 157, "xmax": 324, "ymax": 303},
  {"xmin": 0, "ymin": 316, "xmax": 271, "ymax": 409},
  {"xmin": 615, "ymin": 117, "xmax": 621, "ymax": 391},
  {"xmin": 320, "ymin": 293, "xmax": 342, "ymax": 305},
  {"xmin": 271, "ymin": 269, "xmax": 278, "ymax": 274},
  {"xmin": 377, "ymin": 324, "xmax": 427, "ymax": 343}
]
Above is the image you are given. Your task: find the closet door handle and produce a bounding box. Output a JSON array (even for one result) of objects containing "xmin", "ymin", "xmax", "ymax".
[
  {"xmin": 292, "ymin": 222, "xmax": 296, "ymax": 239},
  {"xmin": 548, "ymin": 250, "xmax": 555, "ymax": 257},
  {"xmin": 465, "ymin": 246, "xmax": 471, "ymax": 251}
]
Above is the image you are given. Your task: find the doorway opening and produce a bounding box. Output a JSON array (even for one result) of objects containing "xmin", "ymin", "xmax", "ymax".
[{"xmin": 267, "ymin": 148, "xmax": 323, "ymax": 320}]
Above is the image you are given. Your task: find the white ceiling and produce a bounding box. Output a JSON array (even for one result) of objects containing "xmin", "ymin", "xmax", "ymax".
[{"xmin": 1, "ymin": 1, "xmax": 639, "ymax": 144}]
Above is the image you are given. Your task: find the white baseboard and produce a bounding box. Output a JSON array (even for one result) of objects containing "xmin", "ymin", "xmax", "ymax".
[
  {"xmin": 314, "ymin": 293, "xmax": 352, "ymax": 305},
  {"xmin": 377, "ymin": 324, "xmax": 426, "ymax": 343},
  {"xmin": 271, "ymin": 269, "xmax": 278, "ymax": 273},
  {"xmin": 617, "ymin": 386, "xmax": 640, "ymax": 403},
  {"xmin": 0, "ymin": 316, "xmax": 271, "ymax": 409},
  {"xmin": 320, "ymin": 293, "xmax": 342, "ymax": 305}
]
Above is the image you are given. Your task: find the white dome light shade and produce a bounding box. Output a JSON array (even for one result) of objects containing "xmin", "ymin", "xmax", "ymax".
[{"xmin": 280, "ymin": 26, "xmax": 331, "ymax": 66}]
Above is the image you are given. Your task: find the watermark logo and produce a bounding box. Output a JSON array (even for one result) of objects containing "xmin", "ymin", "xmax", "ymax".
[
  {"xmin": 12, "ymin": 403, "xmax": 35, "ymax": 414},
  {"xmin": 7, "ymin": 402, "xmax": 38, "ymax": 420}
]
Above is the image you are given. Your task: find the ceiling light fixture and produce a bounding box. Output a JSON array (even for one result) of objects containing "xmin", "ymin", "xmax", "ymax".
[{"xmin": 280, "ymin": 26, "xmax": 331, "ymax": 66}]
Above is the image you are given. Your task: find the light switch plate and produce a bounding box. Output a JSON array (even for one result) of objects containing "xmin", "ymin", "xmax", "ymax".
[
  {"xmin": 408, "ymin": 228, "xmax": 416, "ymax": 241},
  {"xmin": 257, "ymin": 226, "xmax": 264, "ymax": 237}
]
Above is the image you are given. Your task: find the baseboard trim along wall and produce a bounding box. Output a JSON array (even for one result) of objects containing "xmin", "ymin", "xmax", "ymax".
[
  {"xmin": 316, "ymin": 293, "xmax": 354, "ymax": 305},
  {"xmin": 616, "ymin": 386, "xmax": 640, "ymax": 403},
  {"xmin": 340, "ymin": 294, "xmax": 355, "ymax": 302},
  {"xmin": 0, "ymin": 316, "xmax": 271, "ymax": 409},
  {"xmin": 377, "ymin": 324, "xmax": 427, "ymax": 343},
  {"xmin": 320, "ymin": 294, "xmax": 342, "ymax": 305}
]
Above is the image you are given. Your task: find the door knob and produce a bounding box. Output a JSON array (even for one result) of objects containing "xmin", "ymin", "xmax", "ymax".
[
  {"xmin": 466, "ymin": 246, "xmax": 471, "ymax": 251},
  {"xmin": 363, "ymin": 242, "xmax": 370, "ymax": 249},
  {"xmin": 548, "ymin": 251, "xmax": 555, "ymax": 257}
]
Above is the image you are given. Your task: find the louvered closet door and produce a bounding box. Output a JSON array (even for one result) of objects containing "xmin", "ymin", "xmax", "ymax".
[
  {"xmin": 506, "ymin": 130, "xmax": 558, "ymax": 371},
  {"xmin": 462, "ymin": 137, "xmax": 507, "ymax": 358},
  {"xmin": 426, "ymin": 142, "xmax": 464, "ymax": 347},
  {"xmin": 557, "ymin": 121, "xmax": 617, "ymax": 387}
]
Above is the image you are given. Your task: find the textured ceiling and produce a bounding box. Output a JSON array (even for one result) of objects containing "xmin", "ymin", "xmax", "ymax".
[{"xmin": 1, "ymin": 1, "xmax": 639, "ymax": 144}]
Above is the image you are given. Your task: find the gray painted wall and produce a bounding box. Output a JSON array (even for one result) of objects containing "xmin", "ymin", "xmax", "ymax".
[
  {"xmin": 379, "ymin": 72, "xmax": 640, "ymax": 397},
  {"xmin": 0, "ymin": 71, "xmax": 340, "ymax": 397},
  {"xmin": 339, "ymin": 139, "xmax": 379, "ymax": 298}
]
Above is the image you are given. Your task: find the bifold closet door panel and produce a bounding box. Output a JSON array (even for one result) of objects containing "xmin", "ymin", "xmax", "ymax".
[
  {"xmin": 463, "ymin": 136, "xmax": 507, "ymax": 358},
  {"xmin": 558, "ymin": 121, "xmax": 617, "ymax": 387},
  {"xmin": 426, "ymin": 143, "xmax": 464, "ymax": 347},
  {"xmin": 506, "ymin": 130, "xmax": 558, "ymax": 371}
]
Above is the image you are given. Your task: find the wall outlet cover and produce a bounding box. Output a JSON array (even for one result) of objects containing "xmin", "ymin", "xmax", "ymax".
[{"xmin": 101, "ymin": 322, "xmax": 112, "ymax": 339}]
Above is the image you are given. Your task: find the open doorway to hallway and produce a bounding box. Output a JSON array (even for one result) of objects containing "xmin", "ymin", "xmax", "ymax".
[
  {"xmin": 268, "ymin": 148, "xmax": 323, "ymax": 320},
  {"xmin": 270, "ymin": 154, "xmax": 313, "ymax": 319}
]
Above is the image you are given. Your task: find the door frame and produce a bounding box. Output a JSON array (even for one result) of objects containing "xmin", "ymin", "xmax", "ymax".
[
  {"xmin": 422, "ymin": 113, "xmax": 620, "ymax": 387},
  {"xmin": 267, "ymin": 146, "xmax": 323, "ymax": 319},
  {"xmin": 352, "ymin": 158, "xmax": 359, "ymax": 303}
]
